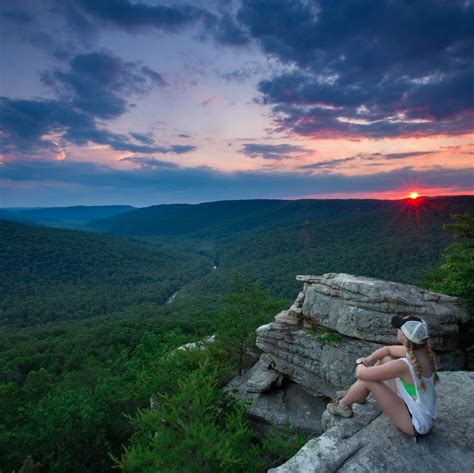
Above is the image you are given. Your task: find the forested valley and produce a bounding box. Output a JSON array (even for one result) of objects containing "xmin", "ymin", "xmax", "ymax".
[{"xmin": 1, "ymin": 196, "xmax": 473, "ymax": 472}]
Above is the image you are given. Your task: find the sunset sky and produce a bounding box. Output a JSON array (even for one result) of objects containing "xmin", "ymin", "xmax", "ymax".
[{"xmin": 1, "ymin": 0, "xmax": 473, "ymax": 207}]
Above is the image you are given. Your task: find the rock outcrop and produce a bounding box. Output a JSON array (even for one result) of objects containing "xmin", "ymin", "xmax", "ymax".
[
  {"xmin": 225, "ymin": 273, "xmax": 472, "ymax": 472},
  {"xmin": 225, "ymin": 354, "xmax": 327, "ymax": 437},
  {"xmin": 256, "ymin": 273, "xmax": 469, "ymax": 398},
  {"xmin": 269, "ymin": 371, "xmax": 474, "ymax": 473}
]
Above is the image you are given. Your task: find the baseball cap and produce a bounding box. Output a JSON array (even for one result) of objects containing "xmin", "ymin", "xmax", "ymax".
[{"xmin": 391, "ymin": 315, "xmax": 429, "ymax": 344}]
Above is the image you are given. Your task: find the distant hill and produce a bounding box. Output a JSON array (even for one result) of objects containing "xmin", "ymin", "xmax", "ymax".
[
  {"xmin": 87, "ymin": 196, "xmax": 474, "ymax": 242},
  {"xmin": 171, "ymin": 195, "xmax": 474, "ymax": 302},
  {"xmin": 87, "ymin": 198, "xmax": 402, "ymax": 238},
  {"xmin": 0, "ymin": 205, "xmax": 135, "ymax": 229},
  {"xmin": 3, "ymin": 196, "xmax": 473, "ymax": 326},
  {"xmin": 0, "ymin": 219, "xmax": 211, "ymax": 326}
]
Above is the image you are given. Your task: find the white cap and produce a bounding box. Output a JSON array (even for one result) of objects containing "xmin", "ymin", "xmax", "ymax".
[{"xmin": 401, "ymin": 319, "xmax": 429, "ymax": 344}]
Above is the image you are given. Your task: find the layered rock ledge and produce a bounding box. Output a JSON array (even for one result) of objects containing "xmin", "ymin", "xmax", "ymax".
[
  {"xmin": 226, "ymin": 273, "xmax": 472, "ymax": 471},
  {"xmin": 255, "ymin": 273, "xmax": 469, "ymax": 398}
]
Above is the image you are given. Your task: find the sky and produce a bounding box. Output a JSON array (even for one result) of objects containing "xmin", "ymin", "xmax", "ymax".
[{"xmin": 0, "ymin": 0, "xmax": 473, "ymax": 207}]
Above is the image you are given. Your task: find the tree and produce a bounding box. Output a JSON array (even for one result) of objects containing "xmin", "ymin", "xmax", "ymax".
[
  {"xmin": 418, "ymin": 213, "xmax": 474, "ymax": 368},
  {"xmin": 212, "ymin": 272, "xmax": 287, "ymax": 376},
  {"xmin": 115, "ymin": 356, "xmax": 264, "ymax": 473}
]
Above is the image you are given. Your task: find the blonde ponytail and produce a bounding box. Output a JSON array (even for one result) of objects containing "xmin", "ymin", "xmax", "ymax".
[
  {"xmin": 426, "ymin": 338, "xmax": 440, "ymax": 385},
  {"xmin": 406, "ymin": 340, "xmax": 426, "ymax": 391}
]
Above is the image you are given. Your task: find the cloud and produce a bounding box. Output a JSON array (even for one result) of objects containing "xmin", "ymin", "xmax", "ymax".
[
  {"xmin": 60, "ymin": 0, "xmax": 209, "ymax": 33},
  {"xmin": 241, "ymin": 143, "xmax": 312, "ymax": 160},
  {"xmin": 1, "ymin": 159, "xmax": 473, "ymax": 206},
  {"xmin": 297, "ymin": 150, "xmax": 439, "ymax": 170},
  {"xmin": 40, "ymin": 51, "xmax": 167, "ymax": 119},
  {"xmin": 1, "ymin": 0, "xmax": 250, "ymax": 50},
  {"xmin": 236, "ymin": 0, "xmax": 474, "ymax": 139},
  {"xmin": 120, "ymin": 156, "xmax": 180, "ymax": 169},
  {"xmin": 0, "ymin": 96, "xmax": 197, "ymax": 159},
  {"xmin": 129, "ymin": 132, "xmax": 155, "ymax": 145},
  {"xmin": 381, "ymin": 151, "xmax": 437, "ymax": 160},
  {"xmin": 200, "ymin": 12, "xmax": 250, "ymax": 46},
  {"xmin": 0, "ymin": 96, "xmax": 95, "ymax": 159},
  {"xmin": 298, "ymin": 156, "xmax": 359, "ymax": 170},
  {"xmin": 0, "ymin": 48, "xmax": 198, "ymax": 160}
]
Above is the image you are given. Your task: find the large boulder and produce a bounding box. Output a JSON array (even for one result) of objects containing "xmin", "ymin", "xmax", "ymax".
[
  {"xmin": 225, "ymin": 353, "xmax": 327, "ymax": 437},
  {"xmin": 256, "ymin": 273, "xmax": 469, "ymax": 398},
  {"xmin": 298, "ymin": 273, "xmax": 469, "ymax": 349},
  {"xmin": 269, "ymin": 371, "xmax": 474, "ymax": 472}
]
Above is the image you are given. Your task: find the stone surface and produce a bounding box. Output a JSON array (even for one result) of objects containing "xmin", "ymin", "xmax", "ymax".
[
  {"xmin": 270, "ymin": 371, "xmax": 474, "ymax": 473},
  {"xmin": 245, "ymin": 353, "xmax": 284, "ymax": 393},
  {"xmin": 299, "ymin": 273, "xmax": 469, "ymax": 349},
  {"xmin": 224, "ymin": 354, "xmax": 327, "ymax": 437},
  {"xmin": 174, "ymin": 334, "xmax": 215, "ymax": 351}
]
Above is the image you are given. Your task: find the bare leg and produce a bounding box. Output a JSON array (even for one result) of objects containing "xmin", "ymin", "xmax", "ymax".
[
  {"xmin": 339, "ymin": 379, "xmax": 370, "ymax": 405},
  {"xmin": 337, "ymin": 353, "xmax": 414, "ymax": 436},
  {"xmin": 355, "ymin": 379, "xmax": 415, "ymax": 436},
  {"xmin": 340, "ymin": 354, "xmax": 397, "ymax": 406}
]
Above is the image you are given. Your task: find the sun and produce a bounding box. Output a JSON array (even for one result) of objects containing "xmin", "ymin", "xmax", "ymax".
[{"xmin": 409, "ymin": 192, "xmax": 419, "ymax": 199}]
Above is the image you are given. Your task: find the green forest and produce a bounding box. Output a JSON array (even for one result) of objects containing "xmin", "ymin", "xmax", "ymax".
[{"xmin": 1, "ymin": 197, "xmax": 473, "ymax": 472}]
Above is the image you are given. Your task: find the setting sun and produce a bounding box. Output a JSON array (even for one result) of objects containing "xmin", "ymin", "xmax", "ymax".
[{"xmin": 409, "ymin": 192, "xmax": 419, "ymax": 199}]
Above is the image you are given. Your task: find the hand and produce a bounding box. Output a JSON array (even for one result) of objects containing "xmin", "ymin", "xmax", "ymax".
[
  {"xmin": 355, "ymin": 363, "xmax": 365, "ymax": 377},
  {"xmin": 356, "ymin": 357, "xmax": 368, "ymax": 367}
]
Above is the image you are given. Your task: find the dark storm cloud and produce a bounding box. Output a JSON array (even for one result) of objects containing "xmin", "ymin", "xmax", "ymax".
[
  {"xmin": 59, "ymin": 0, "xmax": 210, "ymax": 33},
  {"xmin": 0, "ymin": 96, "xmax": 95, "ymax": 159},
  {"xmin": 68, "ymin": 0, "xmax": 250, "ymax": 46},
  {"xmin": 0, "ymin": 49, "xmax": 196, "ymax": 159},
  {"xmin": 200, "ymin": 12, "xmax": 250, "ymax": 46},
  {"xmin": 40, "ymin": 51, "xmax": 167, "ymax": 119},
  {"xmin": 0, "ymin": 7, "xmax": 34, "ymax": 24},
  {"xmin": 0, "ymin": 98, "xmax": 196, "ymax": 158},
  {"xmin": 236, "ymin": 0, "xmax": 474, "ymax": 138},
  {"xmin": 241, "ymin": 143, "xmax": 311, "ymax": 160},
  {"xmin": 0, "ymin": 1, "xmax": 88, "ymax": 58},
  {"xmin": 62, "ymin": 126, "xmax": 196, "ymax": 154},
  {"xmin": 0, "ymin": 0, "xmax": 250, "ymax": 61}
]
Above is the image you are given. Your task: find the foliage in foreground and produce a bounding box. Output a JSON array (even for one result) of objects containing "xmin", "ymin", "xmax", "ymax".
[
  {"xmin": 418, "ymin": 213, "xmax": 474, "ymax": 369},
  {"xmin": 0, "ymin": 275, "xmax": 308, "ymax": 472}
]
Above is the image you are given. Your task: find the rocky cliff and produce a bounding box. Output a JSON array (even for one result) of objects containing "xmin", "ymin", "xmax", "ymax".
[
  {"xmin": 225, "ymin": 273, "xmax": 473, "ymax": 472},
  {"xmin": 255, "ymin": 273, "xmax": 469, "ymax": 398}
]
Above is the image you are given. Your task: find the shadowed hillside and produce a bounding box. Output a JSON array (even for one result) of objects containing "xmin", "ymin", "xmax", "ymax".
[
  {"xmin": 0, "ymin": 219, "xmax": 211, "ymax": 326},
  {"xmin": 87, "ymin": 198, "xmax": 404, "ymax": 238}
]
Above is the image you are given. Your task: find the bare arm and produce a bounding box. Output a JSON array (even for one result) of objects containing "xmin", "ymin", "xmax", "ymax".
[
  {"xmin": 364, "ymin": 346, "xmax": 389, "ymax": 365},
  {"xmin": 387, "ymin": 344, "xmax": 406, "ymax": 358},
  {"xmin": 356, "ymin": 359, "xmax": 407, "ymax": 382},
  {"xmin": 363, "ymin": 344, "xmax": 406, "ymax": 365}
]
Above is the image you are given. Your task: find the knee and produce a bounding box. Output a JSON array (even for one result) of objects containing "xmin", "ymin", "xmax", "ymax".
[
  {"xmin": 359, "ymin": 379, "xmax": 381, "ymax": 390},
  {"xmin": 380, "ymin": 355, "xmax": 395, "ymax": 365}
]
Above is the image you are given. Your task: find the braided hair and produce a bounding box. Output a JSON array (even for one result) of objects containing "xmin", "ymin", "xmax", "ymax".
[{"xmin": 405, "ymin": 337, "xmax": 440, "ymax": 391}]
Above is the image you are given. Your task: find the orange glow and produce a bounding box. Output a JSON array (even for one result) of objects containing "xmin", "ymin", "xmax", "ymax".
[{"xmin": 409, "ymin": 192, "xmax": 419, "ymax": 199}]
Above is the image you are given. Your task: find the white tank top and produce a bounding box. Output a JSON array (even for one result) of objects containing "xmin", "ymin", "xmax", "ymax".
[{"xmin": 395, "ymin": 357, "xmax": 437, "ymax": 434}]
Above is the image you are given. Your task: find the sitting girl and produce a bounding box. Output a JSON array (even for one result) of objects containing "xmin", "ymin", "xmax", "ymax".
[{"xmin": 327, "ymin": 315, "xmax": 439, "ymax": 443}]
